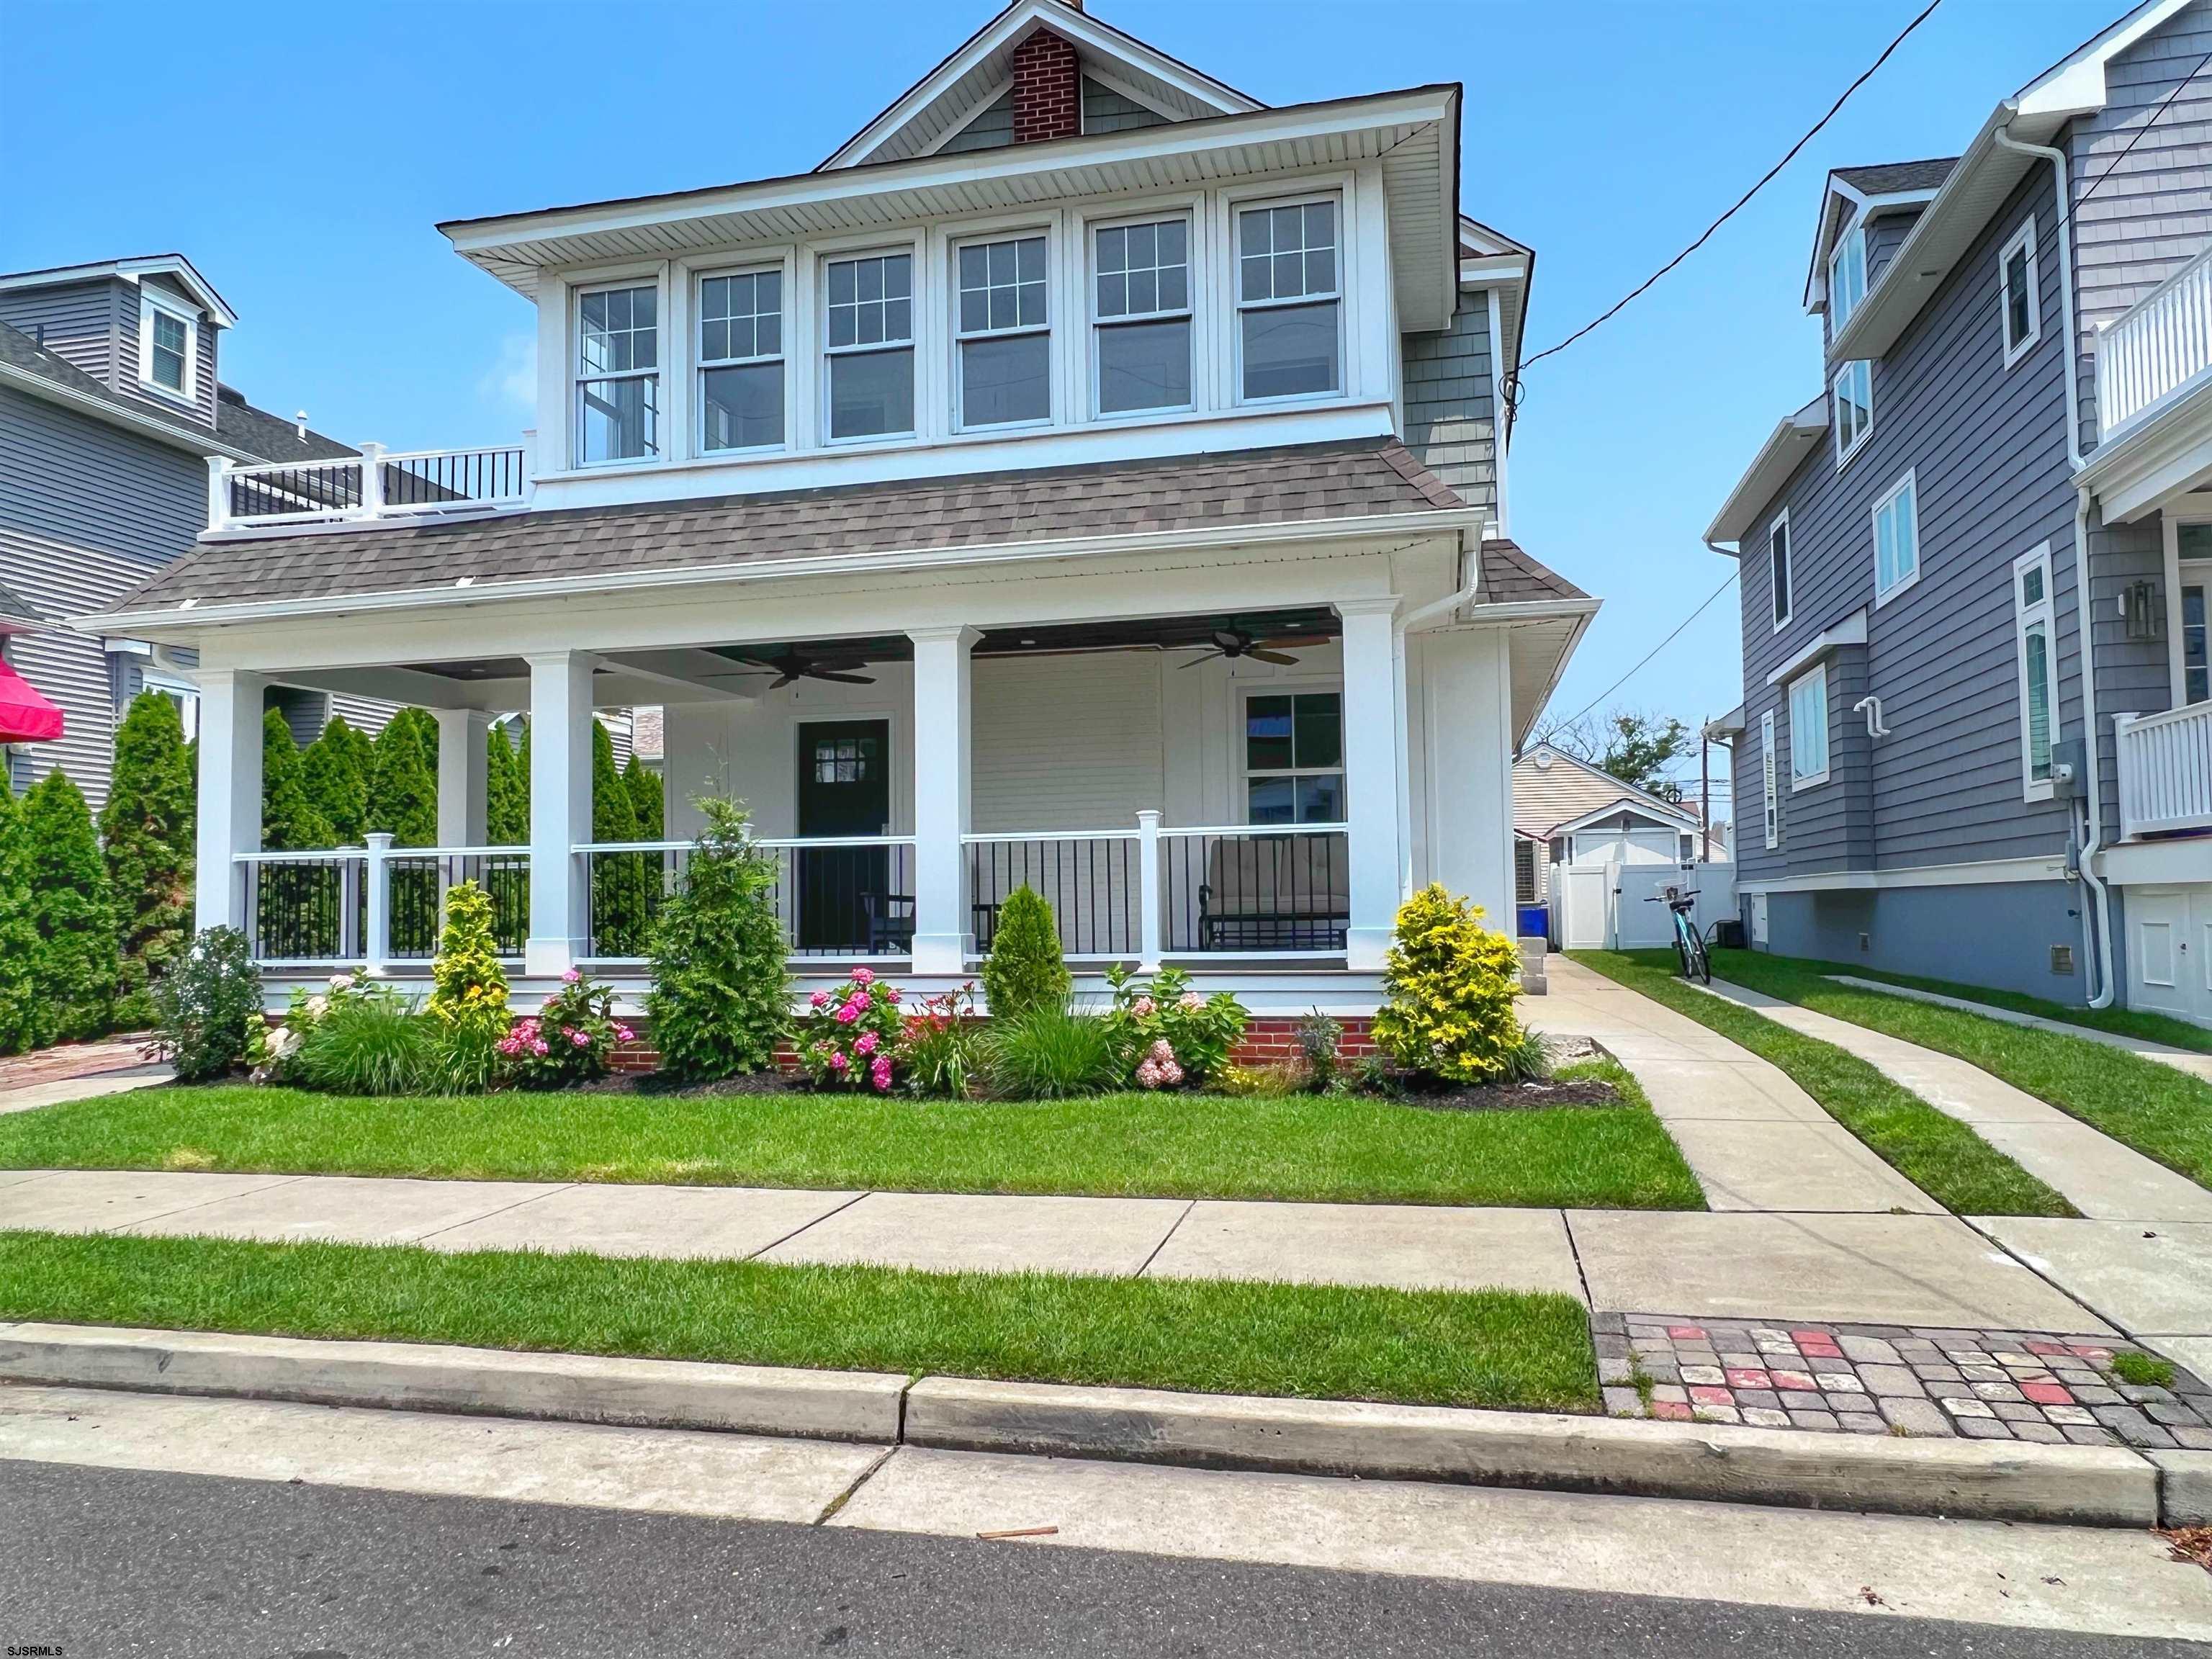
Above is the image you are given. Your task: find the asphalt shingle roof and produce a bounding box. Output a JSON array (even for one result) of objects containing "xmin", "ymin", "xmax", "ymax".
[
  {"xmin": 1833, "ymin": 158, "xmax": 1958, "ymax": 195},
  {"xmin": 215, "ymin": 385, "xmax": 356, "ymax": 464},
  {"xmin": 1480, "ymin": 537, "xmax": 1584, "ymax": 603},
  {"xmin": 108, "ymin": 438, "xmax": 1475, "ymax": 617}
]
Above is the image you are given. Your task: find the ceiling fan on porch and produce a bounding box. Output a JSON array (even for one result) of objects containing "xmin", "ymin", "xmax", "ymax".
[
  {"xmin": 1177, "ymin": 626, "xmax": 1329, "ymax": 670},
  {"xmin": 735, "ymin": 647, "xmax": 877, "ymax": 689}
]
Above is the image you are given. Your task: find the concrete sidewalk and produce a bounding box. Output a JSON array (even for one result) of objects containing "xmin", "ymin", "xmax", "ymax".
[
  {"xmin": 1527, "ymin": 958, "xmax": 1939, "ymax": 1215},
  {"xmin": 1701, "ymin": 979, "xmax": 2212, "ymax": 1224},
  {"xmin": 1830, "ymin": 974, "xmax": 2212, "ymax": 1082}
]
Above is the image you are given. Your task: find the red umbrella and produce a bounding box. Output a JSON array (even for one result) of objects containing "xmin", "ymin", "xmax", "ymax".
[{"xmin": 0, "ymin": 660, "xmax": 63, "ymax": 743}]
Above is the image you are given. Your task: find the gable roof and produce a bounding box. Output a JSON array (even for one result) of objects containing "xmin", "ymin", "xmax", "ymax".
[
  {"xmin": 818, "ymin": 0, "xmax": 1259, "ymax": 171},
  {"xmin": 0, "ymin": 253, "xmax": 238, "ymax": 329},
  {"xmin": 1832, "ymin": 158, "xmax": 1959, "ymax": 195},
  {"xmin": 1802, "ymin": 162, "xmax": 1951, "ymax": 315},
  {"xmin": 1511, "ymin": 742, "xmax": 1695, "ymax": 839},
  {"xmin": 1480, "ymin": 537, "xmax": 1586, "ymax": 603},
  {"xmin": 0, "ymin": 576, "xmax": 42, "ymax": 634}
]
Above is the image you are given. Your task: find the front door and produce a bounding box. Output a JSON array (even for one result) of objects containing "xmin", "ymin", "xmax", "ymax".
[{"xmin": 796, "ymin": 720, "xmax": 893, "ymax": 953}]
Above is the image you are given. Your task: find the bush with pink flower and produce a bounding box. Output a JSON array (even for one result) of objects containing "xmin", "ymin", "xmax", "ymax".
[
  {"xmin": 801, "ymin": 966, "xmax": 904, "ymax": 1092},
  {"xmin": 498, "ymin": 966, "xmax": 625, "ymax": 1088},
  {"xmin": 1103, "ymin": 964, "xmax": 1246, "ymax": 1089}
]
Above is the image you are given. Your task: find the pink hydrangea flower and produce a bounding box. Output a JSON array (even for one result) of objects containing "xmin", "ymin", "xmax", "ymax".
[
  {"xmin": 834, "ymin": 1002, "xmax": 862, "ymax": 1025},
  {"xmin": 1179, "ymin": 992, "xmax": 1204, "ymax": 1012},
  {"xmin": 851, "ymin": 967, "xmax": 875, "ymax": 986},
  {"xmin": 1132, "ymin": 996, "xmax": 1156, "ymax": 1017},
  {"xmin": 1135, "ymin": 1058, "xmax": 1162, "ymax": 1089},
  {"xmin": 533, "ymin": 1040, "xmax": 549, "ymax": 1056},
  {"xmin": 570, "ymin": 1029, "xmax": 592, "ymax": 1048},
  {"xmin": 855, "ymin": 1031, "xmax": 878, "ymax": 1056},
  {"xmin": 1159, "ymin": 1058, "xmax": 1184, "ymax": 1086},
  {"xmin": 809, "ymin": 990, "xmax": 830, "ymax": 1009},
  {"xmin": 1149, "ymin": 1038, "xmax": 1175, "ymax": 1064},
  {"xmin": 615, "ymin": 1025, "xmax": 636, "ymax": 1043},
  {"xmin": 870, "ymin": 1055, "xmax": 893, "ymax": 1090},
  {"xmin": 828, "ymin": 1051, "xmax": 849, "ymax": 1071},
  {"xmin": 562, "ymin": 968, "xmax": 582, "ymax": 984}
]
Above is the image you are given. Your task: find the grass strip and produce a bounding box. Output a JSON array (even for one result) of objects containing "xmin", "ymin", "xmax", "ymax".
[
  {"xmin": 1708, "ymin": 948, "xmax": 2212, "ymax": 1193},
  {"xmin": 1792, "ymin": 956, "xmax": 2212, "ymax": 1054},
  {"xmin": 1570, "ymin": 950, "xmax": 2077, "ymax": 1218},
  {"xmin": 0, "ymin": 1229, "xmax": 1599, "ymax": 1413},
  {"xmin": 0, "ymin": 1061, "xmax": 1703, "ymax": 1211}
]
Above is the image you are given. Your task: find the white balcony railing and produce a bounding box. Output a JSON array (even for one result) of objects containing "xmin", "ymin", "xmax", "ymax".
[
  {"xmin": 2115, "ymin": 703, "xmax": 2212, "ymax": 840},
  {"xmin": 208, "ymin": 439, "xmax": 531, "ymax": 532},
  {"xmin": 2098, "ymin": 243, "xmax": 2212, "ymax": 437}
]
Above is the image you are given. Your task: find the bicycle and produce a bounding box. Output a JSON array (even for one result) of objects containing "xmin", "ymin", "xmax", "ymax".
[{"xmin": 1646, "ymin": 885, "xmax": 1710, "ymax": 984}]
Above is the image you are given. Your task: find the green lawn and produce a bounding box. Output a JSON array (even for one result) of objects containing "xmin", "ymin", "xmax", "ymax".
[
  {"xmin": 1791, "ymin": 956, "xmax": 2212, "ymax": 1053},
  {"xmin": 1707, "ymin": 948, "xmax": 2212, "ymax": 1192},
  {"xmin": 0, "ymin": 1061, "xmax": 1704, "ymax": 1210},
  {"xmin": 0, "ymin": 1230, "xmax": 1599, "ymax": 1412},
  {"xmin": 1570, "ymin": 950, "xmax": 2076, "ymax": 1218}
]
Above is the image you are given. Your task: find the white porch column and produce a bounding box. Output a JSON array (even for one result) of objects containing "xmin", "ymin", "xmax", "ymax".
[
  {"xmin": 194, "ymin": 669, "xmax": 266, "ymax": 935},
  {"xmin": 1337, "ymin": 598, "xmax": 1404, "ymax": 971},
  {"xmin": 434, "ymin": 709, "xmax": 492, "ymax": 848},
  {"xmin": 908, "ymin": 625, "xmax": 977, "ymax": 974},
  {"xmin": 524, "ymin": 652, "xmax": 595, "ymax": 976}
]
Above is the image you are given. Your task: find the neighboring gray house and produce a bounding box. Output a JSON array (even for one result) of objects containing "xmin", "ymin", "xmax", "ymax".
[
  {"xmin": 1705, "ymin": 0, "xmax": 2212, "ymax": 1024},
  {"xmin": 0, "ymin": 254, "xmax": 374, "ymax": 806}
]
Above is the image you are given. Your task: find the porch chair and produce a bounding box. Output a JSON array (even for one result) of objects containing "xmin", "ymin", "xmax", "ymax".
[{"xmin": 1197, "ymin": 832, "xmax": 1350, "ymax": 952}]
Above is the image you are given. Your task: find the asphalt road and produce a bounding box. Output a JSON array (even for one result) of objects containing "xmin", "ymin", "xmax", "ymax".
[{"xmin": 2, "ymin": 1459, "xmax": 2205, "ymax": 1659}]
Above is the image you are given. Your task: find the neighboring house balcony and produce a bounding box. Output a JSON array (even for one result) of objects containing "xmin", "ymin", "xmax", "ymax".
[{"xmin": 207, "ymin": 441, "xmax": 530, "ymax": 531}]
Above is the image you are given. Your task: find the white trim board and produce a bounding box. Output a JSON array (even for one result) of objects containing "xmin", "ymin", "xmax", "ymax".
[
  {"xmin": 1765, "ymin": 607, "xmax": 1866, "ymax": 687},
  {"xmin": 1735, "ymin": 855, "xmax": 2070, "ymax": 895}
]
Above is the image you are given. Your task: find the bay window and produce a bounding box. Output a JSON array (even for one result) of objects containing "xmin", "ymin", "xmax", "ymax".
[
  {"xmin": 824, "ymin": 251, "xmax": 914, "ymax": 441},
  {"xmin": 1236, "ymin": 198, "xmax": 1341, "ymax": 400},
  {"xmin": 698, "ymin": 269, "xmax": 784, "ymax": 452},
  {"xmin": 955, "ymin": 234, "xmax": 1049, "ymax": 428},
  {"xmin": 1093, "ymin": 216, "xmax": 1191, "ymax": 414},
  {"xmin": 575, "ymin": 283, "xmax": 659, "ymax": 464}
]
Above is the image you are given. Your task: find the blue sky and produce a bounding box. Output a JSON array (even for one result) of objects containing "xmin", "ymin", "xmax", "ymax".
[{"xmin": 1, "ymin": 0, "xmax": 2121, "ymax": 804}]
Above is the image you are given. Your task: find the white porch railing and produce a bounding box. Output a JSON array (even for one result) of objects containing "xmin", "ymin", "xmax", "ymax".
[
  {"xmin": 577, "ymin": 836, "xmax": 920, "ymax": 964},
  {"xmin": 208, "ymin": 439, "xmax": 530, "ymax": 532},
  {"xmin": 238, "ymin": 840, "xmax": 530, "ymax": 970},
  {"xmin": 2115, "ymin": 703, "xmax": 2212, "ymax": 840},
  {"xmin": 2098, "ymin": 243, "xmax": 2212, "ymax": 436}
]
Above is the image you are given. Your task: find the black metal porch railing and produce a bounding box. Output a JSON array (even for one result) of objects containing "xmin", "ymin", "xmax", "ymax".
[
  {"xmin": 1160, "ymin": 827, "xmax": 1349, "ymax": 954},
  {"xmin": 963, "ymin": 835, "xmax": 1143, "ymax": 958}
]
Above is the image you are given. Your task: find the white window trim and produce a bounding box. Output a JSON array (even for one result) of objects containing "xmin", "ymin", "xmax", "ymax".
[
  {"xmin": 141, "ymin": 667, "xmax": 200, "ymax": 743},
  {"xmin": 2012, "ymin": 541, "xmax": 2061, "ymax": 803},
  {"xmin": 1228, "ymin": 188, "xmax": 1347, "ymax": 410},
  {"xmin": 1788, "ymin": 662, "xmax": 1831, "ymax": 791},
  {"xmin": 1872, "ymin": 467, "xmax": 1922, "ymax": 606},
  {"xmin": 572, "ymin": 278, "xmax": 663, "ymax": 469},
  {"xmin": 693, "ymin": 261, "xmax": 788, "ymax": 457},
  {"xmin": 1828, "ymin": 223, "xmax": 1867, "ymax": 333},
  {"xmin": 1087, "ymin": 207, "xmax": 1197, "ymax": 421},
  {"xmin": 1236, "ymin": 680, "xmax": 1346, "ymax": 826},
  {"xmin": 2180, "ymin": 554, "xmax": 2212, "ymax": 707},
  {"xmin": 136, "ymin": 287, "xmax": 199, "ymax": 405},
  {"xmin": 819, "ymin": 244, "xmax": 920, "ymax": 446},
  {"xmin": 949, "ymin": 226, "xmax": 1055, "ymax": 434},
  {"xmin": 2000, "ymin": 215, "xmax": 2042, "ymax": 369},
  {"xmin": 1833, "ymin": 359, "xmax": 1874, "ymax": 469},
  {"xmin": 1761, "ymin": 709, "xmax": 1779, "ymax": 849},
  {"xmin": 1768, "ymin": 508, "xmax": 1794, "ymax": 634}
]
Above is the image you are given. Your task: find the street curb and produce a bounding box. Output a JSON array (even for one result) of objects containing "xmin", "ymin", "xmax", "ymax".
[{"xmin": 0, "ymin": 1323, "xmax": 2168, "ymax": 1528}]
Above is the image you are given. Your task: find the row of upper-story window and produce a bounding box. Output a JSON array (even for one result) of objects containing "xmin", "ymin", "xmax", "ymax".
[{"xmin": 559, "ymin": 184, "xmax": 1371, "ymax": 470}]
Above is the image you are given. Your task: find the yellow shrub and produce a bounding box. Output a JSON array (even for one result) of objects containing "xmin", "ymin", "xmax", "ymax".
[{"xmin": 1370, "ymin": 884, "xmax": 1527, "ymax": 1085}]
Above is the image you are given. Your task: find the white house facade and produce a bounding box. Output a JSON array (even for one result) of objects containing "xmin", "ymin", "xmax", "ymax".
[{"xmin": 86, "ymin": 0, "xmax": 1594, "ymax": 1015}]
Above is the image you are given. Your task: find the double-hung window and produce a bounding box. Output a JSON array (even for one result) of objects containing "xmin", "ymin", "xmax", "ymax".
[
  {"xmin": 1769, "ymin": 511, "xmax": 1793, "ymax": 631},
  {"xmin": 1829, "ymin": 225, "xmax": 1867, "ymax": 332},
  {"xmin": 1092, "ymin": 217, "xmax": 1191, "ymax": 414},
  {"xmin": 698, "ymin": 269, "xmax": 783, "ymax": 452},
  {"xmin": 1873, "ymin": 469, "xmax": 1920, "ymax": 603},
  {"xmin": 575, "ymin": 283, "xmax": 659, "ymax": 464},
  {"xmin": 1244, "ymin": 692, "xmax": 1344, "ymax": 824},
  {"xmin": 824, "ymin": 251, "xmax": 914, "ymax": 441},
  {"xmin": 1761, "ymin": 710, "xmax": 1779, "ymax": 848},
  {"xmin": 138, "ymin": 291, "xmax": 194, "ymax": 399},
  {"xmin": 2185, "ymin": 570, "xmax": 2210, "ymax": 705},
  {"xmin": 1833, "ymin": 359, "xmax": 1873, "ymax": 465},
  {"xmin": 2013, "ymin": 544, "xmax": 2061, "ymax": 799},
  {"xmin": 1788, "ymin": 663, "xmax": 1830, "ymax": 790},
  {"xmin": 2001, "ymin": 216, "xmax": 2041, "ymax": 367},
  {"xmin": 955, "ymin": 234, "xmax": 1049, "ymax": 428},
  {"xmin": 1236, "ymin": 197, "xmax": 1341, "ymax": 401}
]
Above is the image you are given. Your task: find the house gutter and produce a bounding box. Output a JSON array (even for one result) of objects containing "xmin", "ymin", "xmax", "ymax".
[{"xmin": 1994, "ymin": 123, "xmax": 2113, "ymax": 1007}]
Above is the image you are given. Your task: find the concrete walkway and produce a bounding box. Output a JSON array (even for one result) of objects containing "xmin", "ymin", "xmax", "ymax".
[
  {"xmin": 1701, "ymin": 979, "xmax": 2212, "ymax": 1224},
  {"xmin": 1831, "ymin": 974, "xmax": 2212, "ymax": 1082},
  {"xmin": 0, "ymin": 1034, "xmax": 171, "ymax": 1116},
  {"xmin": 1526, "ymin": 958, "xmax": 1940, "ymax": 1215},
  {"xmin": 0, "ymin": 1166, "xmax": 2115, "ymax": 1334}
]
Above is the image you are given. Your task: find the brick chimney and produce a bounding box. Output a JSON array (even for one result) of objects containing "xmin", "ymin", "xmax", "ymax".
[{"xmin": 1010, "ymin": 27, "xmax": 1080, "ymax": 143}]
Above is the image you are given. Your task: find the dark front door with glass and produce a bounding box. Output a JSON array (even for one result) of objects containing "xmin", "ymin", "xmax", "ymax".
[{"xmin": 796, "ymin": 720, "xmax": 903, "ymax": 953}]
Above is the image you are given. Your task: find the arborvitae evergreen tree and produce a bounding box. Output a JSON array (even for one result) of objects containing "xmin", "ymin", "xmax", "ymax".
[
  {"xmin": 22, "ymin": 770, "xmax": 118, "ymax": 1043},
  {"xmin": 589, "ymin": 718, "xmax": 644, "ymax": 954},
  {"xmin": 366, "ymin": 708, "xmax": 439, "ymax": 846},
  {"xmin": 979, "ymin": 886, "xmax": 1071, "ymax": 1019},
  {"xmin": 101, "ymin": 691, "xmax": 195, "ymax": 1028},
  {"xmin": 302, "ymin": 713, "xmax": 372, "ymax": 845},
  {"xmin": 261, "ymin": 709, "xmax": 333, "ymax": 851},
  {"xmin": 624, "ymin": 753, "xmax": 663, "ymax": 839},
  {"xmin": 644, "ymin": 796, "xmax": 790, "ymax": 1080},
  {"xmin": 486, "ymin": 720, "xmax": 528, "ymax": 845},
  {"xmin": 0, "ymin": 785, "xmax": 42, "ymax": 1054}
]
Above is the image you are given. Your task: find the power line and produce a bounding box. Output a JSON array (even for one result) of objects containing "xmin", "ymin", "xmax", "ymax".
[
  {"xmin": 1513, "ymin": 0, "xmax": 1944, "ymax": 379},
  {"xmin": 2077, "ymin": 45, "xmax": 2212, "ymax": 208},
  {"xmin": 1552, "ymin": 569, "xmax": 1740, "ymax": 729}
]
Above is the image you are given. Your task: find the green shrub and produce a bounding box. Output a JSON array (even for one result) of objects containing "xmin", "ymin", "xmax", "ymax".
[
  {"xmin": 588, "ymin": 717, "xmax": 647, "ymax": 956},
  {"xmin": 23, "ymin": 770, "xmax": 117, "ymax": 1044},
  {"xmin": 151, "ymin": 927, "xmax": 263, "ymax": 1082},
  {"xmin": 1370, "ymin": 884, "xmax": 1529, "ymax": 1087},
  {"xmin": 295, "ymin": 984, "xmax": 441, "ymax": 1095},
  {"xmin": 899, "ymin": 982, "xmax": 984, "ymax": 1100},
  {"xmin": 0, "ymin": 785, "xmax": 40, "ymax": 1055},
  {"xmin": 485, "ymin": 721, "xmax": 528, "ymax": 846},
  {"xmin": 102, "ymin": 691, "xmax": 195, "ymax": 1028},
  {"xmin": 1296, "ymin": 1008, "xmax": 1343, "ymax": 1094},
  {"xmin": 302, "ymin": 714, "xmax": 373, "ymax": 845},
  {"xmin": 983, "ymin": 1001, "xmax": 1120, "ymax": 1099},
  {"xmin": 980, "ymin": 886, "xmax": 1070, "ymax": 1020},
  {"xmin": 366, "ymin": 709, "xmax": 439, "ymax": 846},
  {"xmin": 624, "ymin": 752, "xmax": 663, "ymax": 837},
  {"xmin": 644, "ymin": 796, "xmax": 790, "ymax": 1081},
  {"xmin": 802, "ymin": 968, "xmax": 903, "ymax": 1092},
  {"xmin": 1103, "ymin": 963, "xmax": 1246, "ymax": 1088},
  {"xmin": 499, "ymin": 969, "xmax": 625, "ymax": 1088},
  {"xmin": 261, "ymin": 709, "xmax": 333, "ymax": 851},
  {"xmin": 426, "ymin": 881, "xmax": 510, "ymax": 1093}
]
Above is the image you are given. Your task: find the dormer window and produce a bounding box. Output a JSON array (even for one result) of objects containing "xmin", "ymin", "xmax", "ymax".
[
  {"xmin": 575, "ymin": 282, "xmax": 660, "ymax": 464},
  {"xmin": 1829, "ymin": 225, "xmax": 1867, "ymax": 333},
  {"xmin": 138, "ymin": 289, "xmax": 196, "ymax": 400},
  {"xmin": 1236, "ymin": 197, "xmax": 1341, "ymax": 401},
  {"xmin": 954, "ymin": 234, "xmax": 1049, "ymax": 428},
  {"xmin": 824, "ymin": 251, "xmax": 914, "ymax": 441}
]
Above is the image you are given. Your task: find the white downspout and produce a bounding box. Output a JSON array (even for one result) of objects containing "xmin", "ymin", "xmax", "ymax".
[{"xmin": 1995, "ymin": 124, "xmax": 2113, "ymax": 1006}]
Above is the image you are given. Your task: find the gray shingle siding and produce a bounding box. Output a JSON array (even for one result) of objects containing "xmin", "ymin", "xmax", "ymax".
[
  {"xmin": 1398, "ymin": 285, "xmax": 1497, "ymax": 517},
  {"xmin": 0, "ymin": 279, "xmax": 120, "ymax": 385},
  {"xmin": 112, "ymin": 272, "xmax": 220, "ymax": 431},
  {"xmin": 939, "ymin": 91, "xmax": 1014, "ymax": 153},
  {"xmin": 1734, "ymin": 163, "xmax": 2080, "ymax": 886},
  {"xmin": 2085, "ymin": 511, "xmax": 2170, "ymax": 842},
  {"xmin": 1863, "ymin": 209, "xmax": 1920, "ymax": 289},
  {"xmin": 1082, "ymin": 76, "xmax": 1165, "ymax": 135}
]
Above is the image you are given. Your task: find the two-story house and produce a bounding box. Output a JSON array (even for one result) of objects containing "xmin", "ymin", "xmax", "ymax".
[
  {"xmin": 85, "ymin": 0, "xmax": 1593, "ymax": 1016},
  {"xmin": 1706, "ymin": 0, "xmax": 2212, "ymax": 1026},
  {"xmin": 0, "ymin": 253, "xmax": 369, "ymax": 806}
]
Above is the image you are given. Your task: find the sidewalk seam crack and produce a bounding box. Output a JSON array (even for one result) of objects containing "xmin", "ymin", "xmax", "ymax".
[
  {"xmin": 746, "ymin": 1189, "xmax": 874, "ymax": 1261},
  {"xmin": 413, "ymin": 1182, "xmax": 580, "ymax": 1244},
  {"xmin": 814, "ymin": 1443, "xmax": 899, "ymax": 1527},
  {"xmin": 1133, "ymin": 1198, "xmax": 1199, "ymax": 1279}
]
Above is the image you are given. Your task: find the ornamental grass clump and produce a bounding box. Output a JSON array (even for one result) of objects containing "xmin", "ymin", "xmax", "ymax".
[
  {"xmin": 1371, "ymin": 884, "xmax": 1537, "ymax": 1087},
  {"xmin": 979, "ymin": 886, "xmax": 1069, "ymax": 1019},
  {"xmin": 293, "ymin": 981, "xmax": 441, "ymax": 1097},
  {"xmin": 644, "ymin": 796, "xmax": 790, "ymax": 1081},
  {"xmin": 981, "ymin": 1000, "xmax": 1122, "ymax": 1100},
  {"xmin": 803, "ymin": 968, "xmax": 903, "ymax": 1092},
  {"xmin": 426, "ymin": 881, "xmax": 511, "ymax": 1092},
  {"xmin": 499, "ymin": 968, "xmax": 627, "ymax": 1089}
]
